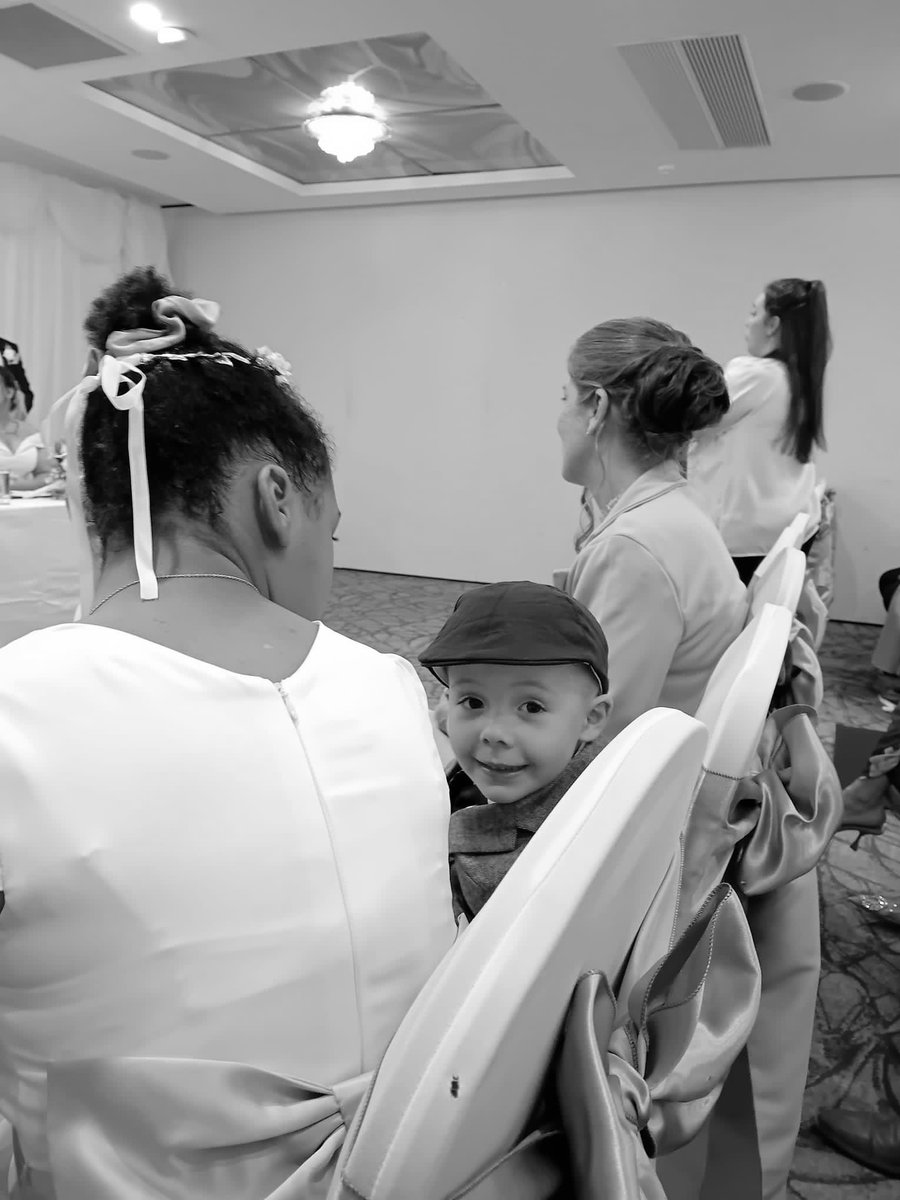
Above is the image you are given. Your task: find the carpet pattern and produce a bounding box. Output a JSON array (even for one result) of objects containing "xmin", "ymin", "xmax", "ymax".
[{"xmin": 324, "ymin": 572, "xmax": 899, "ymax": 1198}]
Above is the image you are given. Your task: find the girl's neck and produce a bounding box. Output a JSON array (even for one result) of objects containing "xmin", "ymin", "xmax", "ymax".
[{"xmin": 96, "ymin": 534, "xmax": 254, "ymax": 596}]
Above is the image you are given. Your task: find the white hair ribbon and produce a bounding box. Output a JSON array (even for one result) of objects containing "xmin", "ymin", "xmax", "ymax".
[
  {"xmin": 46, "ymin": 293, "xmax": 222, "ymax": 617},
  {"xmin": 99, "ymin": 356, "xmax": 156, "ymax": 602}
]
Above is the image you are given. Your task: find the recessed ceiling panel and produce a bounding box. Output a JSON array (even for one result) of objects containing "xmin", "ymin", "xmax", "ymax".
[
  {"xmin": 209, "ymin": 126, "xmax": 429, "ymax": 185},
  {"xmin": 0, "ymin": 4, "xmax": 124, "ymax": 69},
  {"xmin": 89, "ymin": 31, "xmax": 559, "ymax": 184},
  {"xmin": 91, "ymin": 58, "xmax": 316, "ymax": 137},
  {"xmin": 389, "ymin": 110, "xmax": 560, "ymax": 174},
  {"xmin": 257, "ymin": 32, "xmax": 494, "ymax": 115}
]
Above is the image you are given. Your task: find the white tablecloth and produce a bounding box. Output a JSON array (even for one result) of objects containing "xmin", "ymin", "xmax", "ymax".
[{"xmin": 0, "ymin": 499, "xmax": 80, "ymax": 649}]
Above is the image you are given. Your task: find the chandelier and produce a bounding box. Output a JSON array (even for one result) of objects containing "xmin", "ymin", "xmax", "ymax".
[{"xmin": 304, "ymin": 82, "xmax": 388, "ymax": 164}]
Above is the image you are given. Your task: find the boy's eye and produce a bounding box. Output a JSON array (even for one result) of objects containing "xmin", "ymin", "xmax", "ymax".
[
  {"xmin": 522, "ymin": 701, "xmax": 545, "ymax": 715},
  {"xmin": 459, "ymin": 696, "xmax": 483, "ymax": 711}
]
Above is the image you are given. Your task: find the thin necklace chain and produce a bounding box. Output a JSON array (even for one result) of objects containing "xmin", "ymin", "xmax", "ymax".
[
  {"xmin": 597, "ymin": 490, "xmax": 623, "ymax": 521},
  {"xmin": 88, "ymin": 573, "xmax": 259, "ymax": 617}
]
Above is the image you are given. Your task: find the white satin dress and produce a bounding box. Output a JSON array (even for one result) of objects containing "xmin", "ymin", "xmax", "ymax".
[{"xmin": 0, "ymin": 622, "xmax": 456, "ymax": 1199}]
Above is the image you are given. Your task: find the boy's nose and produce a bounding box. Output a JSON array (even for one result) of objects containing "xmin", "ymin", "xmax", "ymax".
[{"xmin": 479, "ymin": 719, "xmax": 511, "ymax": 745}]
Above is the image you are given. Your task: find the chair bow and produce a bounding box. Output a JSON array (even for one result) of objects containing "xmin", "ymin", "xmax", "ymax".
[
  {"xmin": 556, "ymin": 883, "xmax": 760, "ymax": 1200},
  {"xmin": 678, "ymin": 705, "xmax": 842, "ymax": 923}
]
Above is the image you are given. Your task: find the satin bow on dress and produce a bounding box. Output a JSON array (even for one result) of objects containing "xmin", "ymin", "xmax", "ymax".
[{"xmin": 41, "ymin": 1061, "xmax": 370, "ymax": 1200}]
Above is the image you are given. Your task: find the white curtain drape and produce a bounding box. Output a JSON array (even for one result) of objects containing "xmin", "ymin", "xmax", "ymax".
[{"xmin": 0, "ymin": 164, "xmax": 170, "ymax": 422}]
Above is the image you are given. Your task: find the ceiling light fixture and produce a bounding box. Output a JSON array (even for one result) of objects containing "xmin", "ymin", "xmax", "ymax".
[
  {"xmin": 129, "ymin": 3, "xmax": 163, "ymax": 31},
  {"xmin": 303, "ymin": 82, "xmax": 387, "ymax": 164},
  {"xmin": 157, "ymin": 26, "xmax": 189, "ymax": 44}
]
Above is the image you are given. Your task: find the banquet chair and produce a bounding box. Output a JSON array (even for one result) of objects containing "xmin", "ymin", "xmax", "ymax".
[
  {"xmin": 659, "ymin": 604, "xmax": 792, "ymax": 1200},
  {"xmin": 675, "ymin": 602, "xmax": 793, "ymax": 926},
  {"xmin": 746, "ymin": 545, "xmax": 805, "ymax": 619},
  {"xmin": 663, "ymin": 599, "xmax": 838, "ymax": 1200},
  {"xmin": 751, "ymin": 513, "xmax": 809, "ymax": 580},
  {"xmin": 328, "ymin": 708, "xmax": 709, "ymax": 1200}
]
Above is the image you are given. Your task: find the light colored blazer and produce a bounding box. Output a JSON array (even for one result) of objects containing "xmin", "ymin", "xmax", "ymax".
[{"xmin": 562, "ymin": 462, "xmax": 747, "ymax": 739}]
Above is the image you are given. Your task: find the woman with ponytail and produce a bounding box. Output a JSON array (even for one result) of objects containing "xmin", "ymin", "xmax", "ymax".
[
  {"xmin": 557, "ymin": 317, "xmax": 746, "ymax": 740},
  {"xmin": 689, "ymin": 278, "xmax": 832, "ymax": 583}
]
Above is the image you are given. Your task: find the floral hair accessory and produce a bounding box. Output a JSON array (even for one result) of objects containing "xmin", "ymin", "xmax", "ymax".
[
  {"xmin": 2, "ymin": 346, "xmax": 20, "ymax": 366},
  {"xmin": 255, "ymin": 346, "xmax": 292, "ymax": 387}
]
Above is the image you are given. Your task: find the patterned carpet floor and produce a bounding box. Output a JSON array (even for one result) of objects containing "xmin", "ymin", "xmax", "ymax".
[{"xmin": 323, "ymin": 570, "xmax": 900, "ymax": 1199}]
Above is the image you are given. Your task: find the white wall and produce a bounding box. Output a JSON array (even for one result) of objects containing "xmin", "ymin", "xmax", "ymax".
[{"xmin": 167, "ymin": 177, "xmax": 899, "ymax": 624}]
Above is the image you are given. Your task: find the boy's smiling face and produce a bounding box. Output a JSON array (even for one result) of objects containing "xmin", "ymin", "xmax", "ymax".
[{"xmin": 446, "ymin": 661, "xmax": 611, "ymax": 804}]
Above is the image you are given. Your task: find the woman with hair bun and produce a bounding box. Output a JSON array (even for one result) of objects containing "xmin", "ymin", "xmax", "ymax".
[
  {"xmin": 689, "ymin": 277, "xmax": 832, "ymax": 582},
  {"xmin": 557, "ymin": 317, "xmax": 746, "ymax": 739},
  {"xmin": 0, "ymin": 267, "xmax": 455, "ymax": 1197}
]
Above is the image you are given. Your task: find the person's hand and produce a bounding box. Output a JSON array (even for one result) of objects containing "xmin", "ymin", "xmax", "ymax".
[{"xmin": 869, "ymin": 746, "xmax": 900, "ymax": 778}]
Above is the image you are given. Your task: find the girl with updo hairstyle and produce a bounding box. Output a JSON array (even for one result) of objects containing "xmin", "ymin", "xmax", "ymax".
[
  {"xmin": 0, "ymin": 267, "xmax": 455, "ymax": 1196},
  {"xmin": 557, "ymin": 317, "xmax": 746, "ymax": 739},
  {"xmin": 689, "ymin": 277, "xmax": 831, "ymax": 582}
]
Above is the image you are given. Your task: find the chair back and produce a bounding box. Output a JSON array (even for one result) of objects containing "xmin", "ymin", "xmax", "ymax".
[
  {"xmin": 695, "ymin": 603, "xmax": 794, "ymax": 779},
  {"xmin": 747, "ymin": 546, "xmax": 805, "ymax": 619},
  {"xmin": 752, "ymin": 513, "xmax": 809, "ymax": 579},
  {"xmin": 675, "ymin": 605, "xmax": 794, "ymax": 935},
  {"xmin": 329, "ymin": 709, "xmax": 707, "ymax": 1200}
]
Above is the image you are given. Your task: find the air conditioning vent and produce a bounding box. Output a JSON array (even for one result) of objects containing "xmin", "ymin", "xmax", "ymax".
[
  {"xmin": 619, "ymin": 33, "xmax": 770, "ymax": 150},
  {"xmin": 0, "ymin": 4, "xmax": 125, "ymax": 69}
]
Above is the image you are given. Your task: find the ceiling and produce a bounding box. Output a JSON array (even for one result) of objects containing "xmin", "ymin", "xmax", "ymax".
[{"xmin": 0, "ymin": 0, "xmax": 896, "ymax": 213}]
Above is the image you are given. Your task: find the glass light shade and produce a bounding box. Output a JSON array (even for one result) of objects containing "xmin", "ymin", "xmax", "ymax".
[
  {"xmin": 304, "ymin": 82, "xmax": 388, "ymax": 163},
  {"xmin": 305, "ymin": 113, "xmax": 387, "ymax": 163}
]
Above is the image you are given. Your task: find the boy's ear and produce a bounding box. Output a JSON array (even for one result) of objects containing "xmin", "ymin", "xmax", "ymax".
[{"xmin": 578, "ymin": 693, "xmax": 613, "ymax": 743}]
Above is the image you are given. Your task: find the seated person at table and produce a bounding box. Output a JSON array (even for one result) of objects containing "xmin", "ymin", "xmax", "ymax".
[
  {"xmin": 0, "ymin": 336, "xmax": 33, "ymax": 412},
  {"xmin": 0, "ymin": 365, "xmax": 51, "ymax": 488},
  {"xmin": 419, "ymin": 581, "xmax": 611, "ymax": 920}
]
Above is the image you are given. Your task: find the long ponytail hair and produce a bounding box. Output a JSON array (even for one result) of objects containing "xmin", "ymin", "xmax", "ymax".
[{"xmin": 763, "ymin": 278, "xmax": 831, "ymax": 463}]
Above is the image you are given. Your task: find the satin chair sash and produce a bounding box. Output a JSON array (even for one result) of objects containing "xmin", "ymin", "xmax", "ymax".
[
  {"xmin": 556, "ymin": 883, "xmax": 760, "ymax": 1200},
  {"xmin": 678, "ymin": 705, "xmax": 842, "ymax": 924}
]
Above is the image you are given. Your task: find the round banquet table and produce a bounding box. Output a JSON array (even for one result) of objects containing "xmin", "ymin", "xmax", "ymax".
[{"xmin": 0, "ymin": 498, "xmax": 79, "ymax": 649}]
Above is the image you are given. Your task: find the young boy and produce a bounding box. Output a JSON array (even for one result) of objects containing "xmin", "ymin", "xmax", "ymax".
[{"xmin": 419, "ymin": 581, "xmax": 612, "ymax": 921}]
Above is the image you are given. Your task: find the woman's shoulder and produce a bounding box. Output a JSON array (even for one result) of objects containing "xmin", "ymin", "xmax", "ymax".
[
  {"xmin": 725, "ymin": 354, "xmax": 787, "ymax": 391},
  {"xmin": 295, "ymin": 623, "xmax": 428, "ymax": 696},
  {"xmin": 576, "ymin": 486, "xmax": 733, "ymax": 574}
]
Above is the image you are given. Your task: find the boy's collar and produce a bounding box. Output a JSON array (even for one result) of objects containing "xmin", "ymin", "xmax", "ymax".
[{"xmin": 449, "ymin": 738, "xmax": 604, "ymax": 853}]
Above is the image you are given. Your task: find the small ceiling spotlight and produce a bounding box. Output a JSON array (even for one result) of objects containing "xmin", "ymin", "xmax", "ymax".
[
  {"xmin": 157, "ymin": 26, "xmax": 189, "ymax": 45},
  {"xmin": 792, "ymin": 81, "xmax": 848, "ymax": 102}
]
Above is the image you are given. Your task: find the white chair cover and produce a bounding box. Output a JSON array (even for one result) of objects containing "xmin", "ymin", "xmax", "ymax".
[
  {"xmin": 329, "ymin": 709, "xmax": 707, "ymax": 1200},
  {"xmin": 694, "ymin": 604, "xmax": 793, "ymax": 782},
  {"xmin": 746, "ymin": 547, "xmax": 805, "ymax": 619},
  {"xmin": 751, "ymin": 513, "xmax": 809, "ymax": 578}
]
